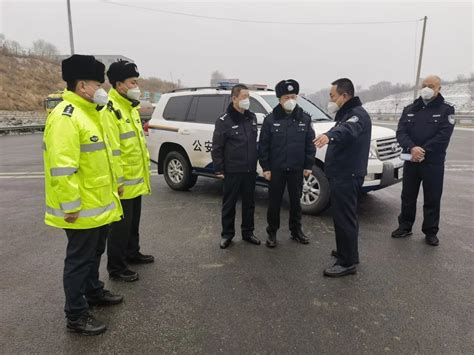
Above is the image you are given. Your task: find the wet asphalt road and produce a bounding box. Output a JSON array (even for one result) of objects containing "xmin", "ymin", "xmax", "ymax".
[{"xmin": 0, "ymin": 127, "xmax": 473, "ymax": 354}]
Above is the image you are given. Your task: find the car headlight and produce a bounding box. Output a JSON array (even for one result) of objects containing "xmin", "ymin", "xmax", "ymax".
[{"xmin": 368, "ymin": 141, "xmax": 378, "ymax": 160}]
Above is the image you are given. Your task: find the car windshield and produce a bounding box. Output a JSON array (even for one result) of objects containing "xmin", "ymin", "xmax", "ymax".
[{"xmin": 261, "ymin": 95, "xmax": 332, "ymax": 121}]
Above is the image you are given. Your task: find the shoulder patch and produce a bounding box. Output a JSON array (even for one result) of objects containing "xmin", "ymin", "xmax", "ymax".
[
  {"xmin": 448, "ymin": 114, "xmax": 456, "ymax": 125},
  {"xmin": 62, "ymin": 104, "xmax": 74, "ymax": 117},
  {"xmin": 347, "ymin": 116, "xmax": 359, "ymax": 123}
]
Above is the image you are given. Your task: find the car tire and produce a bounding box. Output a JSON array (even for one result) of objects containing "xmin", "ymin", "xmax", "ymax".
[
  {"xmin": 163, "ymin": 151, "xmax": 197, "ymax": 191},
  {"xmin": 300, "ymin": 165, "xmax": 330, "ymax": 215}
]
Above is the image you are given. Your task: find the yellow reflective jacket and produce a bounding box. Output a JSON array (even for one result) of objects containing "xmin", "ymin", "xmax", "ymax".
[
  {"xmin": 43, "ymin": 90, "xmax": 123, "ymax": 229},
  {"xmin": 102, "ymin": 88, "xmax": 151, "ymax": 200}
]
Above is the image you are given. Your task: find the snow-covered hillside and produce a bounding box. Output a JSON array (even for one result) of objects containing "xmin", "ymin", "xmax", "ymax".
[{"xmin": 363, "ymin": 82, "xmax": 473, "ymax": 114}]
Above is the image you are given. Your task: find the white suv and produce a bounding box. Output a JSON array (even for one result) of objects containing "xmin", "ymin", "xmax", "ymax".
[{"xmin": 146, "ymin": 86, "xmax": 403, "ymax": 215}]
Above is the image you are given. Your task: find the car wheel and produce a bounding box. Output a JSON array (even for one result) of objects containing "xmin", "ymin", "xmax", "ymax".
[
  {"xmin": 300, "ymin": 165, "xmax": 330, "ymax": 215},
  {"xmin": 163, "ymin": 151, "xmax": 197, "ymax": 191}
]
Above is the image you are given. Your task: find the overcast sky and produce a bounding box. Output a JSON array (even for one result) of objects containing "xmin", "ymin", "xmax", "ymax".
[{"xmin": 0, "ymin": 0, "xmax": 472, "ymax": 93}]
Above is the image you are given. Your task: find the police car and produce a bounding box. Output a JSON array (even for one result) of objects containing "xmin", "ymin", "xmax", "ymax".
[{"xmin": 146, "ymin": 84, "xmax": 403, "ymax": 215}]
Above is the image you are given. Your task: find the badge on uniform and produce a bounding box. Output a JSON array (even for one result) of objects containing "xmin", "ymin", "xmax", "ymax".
[
  {"xmin": 287, "ymin": 85, "xmax": 294, "ymax": 91},
  {"xmin": 126, "ymin": 119, "xmax": 131, "ymax": 123},
  {"xmin": 62, "ymin": 104, "xmax": 74, "ymax": 117},
  {"xmin": 232, "ymin": 125, "xmax": 239, "ymax": 129},
  {"xmin": 347, "ymin": 116, "xmax": 359, "ymax": 123},
  {"xmin": 448, "ymin": 114, "xmax": 456, "ymax": 125},
  {"xmin": 90, "ymin": 135, "xmax": 99, "ymax": 142},
  {"xmin": 273, "ymin": 123, "xmax": 281, "ymax": 127}
]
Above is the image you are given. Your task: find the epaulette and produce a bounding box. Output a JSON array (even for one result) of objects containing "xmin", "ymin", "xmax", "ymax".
[
  {"xmin": 106, "ymin": 101, "xmax": 114, "ymax": 112},
  {"xmin": 62, "ymin": 104, "xmax": 74, "ymax": 117},
  {"xmin": 218, "ymin": 113, "xmax": 228, "ymax": 121},
  {"xmin": 107, "ymin": 101, "xmax": 122, "ymax": 119}
]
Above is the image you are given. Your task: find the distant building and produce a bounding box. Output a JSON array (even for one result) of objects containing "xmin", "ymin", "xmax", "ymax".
[{"xmin": 211, "ymin": 78, "xmax": 239, "ymax": 87}]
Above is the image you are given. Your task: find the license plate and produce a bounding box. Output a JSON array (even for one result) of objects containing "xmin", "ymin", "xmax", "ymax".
[{"xmin": 396, "ymin": 168, "xmax": 403, "ymax": 180}]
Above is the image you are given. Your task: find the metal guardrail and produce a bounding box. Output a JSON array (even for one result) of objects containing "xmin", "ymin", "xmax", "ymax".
[
  {"xmin": 0, "ymin": 124, "xmax": 45, "ymax": 134},
  {"xmin": 0, "ymin": 113, "xmax": 473, "ymax": 134},
  {"xmin": 371, "ymin": 113, "xmax": 474, "ymax": 124}
]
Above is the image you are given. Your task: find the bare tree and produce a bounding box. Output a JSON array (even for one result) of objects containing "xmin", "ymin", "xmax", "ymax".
[
  {"xmin": 4, "ymin": 40, "xmax": 22, "ymax": 55},
  {"xmin": 210, "ymin": 70, "xmax": 225, "ymax": 85},
  {"xmin": 32, "ymin": 39, "xmax": 58, "ymax": 58}
]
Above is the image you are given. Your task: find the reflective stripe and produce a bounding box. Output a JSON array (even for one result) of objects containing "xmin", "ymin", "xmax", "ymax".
[
  {"xmin": 123, "ymin": 177, "xmax": 144, "ymax": 186},
  {"xmin": 46, "ymin": 202, "xmax": 116, "ymax": 218},
  {"xmin": 80, "ymin": 142, "xmax": 106, "ymax": 152},
  {"xmin": 117, "ymin": 176, "xmax": 125, "ymax": 184},
  {"xmin": 112, "ymin": 149, "xmax": 121, "ymax": 156},
  {"xmin": 60, "ymin": 198, "xmax": 81, "ymax": 211},
  {"xmin": 120, "ymin": 131, "xmax": 136, "ymax": 140},
  {"xmin": 42, "ymin": 142, "xmax": 47, "ymax": 151},
  {"xmin": 50, "ymin": 167, "xmax": 77, "ymax": 176}
]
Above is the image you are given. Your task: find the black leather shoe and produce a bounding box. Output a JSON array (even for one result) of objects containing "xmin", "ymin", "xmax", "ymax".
[
  {"xmin": 425, "ymin": 235, "xmax": 439, "ymax": 246},
  {"xmin": 331, "ymin": 250, "xmax": 360, "ymax": 264},
  {"xmin": 266, "ymin": 233, "xmax": 276, "ymax": 248},
  {"xmin": 323, "ymin": 264, "xmax": 357, "ymax": 278},
  {"xmin": 220, "ymin": 238, "xmax": 232, "ymax": 249},
  {"xmin": 127, "ymin": 252, "xmax": 155, "ymax": 264},
  {"xmin": 243, "ymin": 235, "xmax": 261, "ymax": 245},
  {"xmin": 391, "ymin": 227, "xmax": 413, "ymax": 238},
  {"xmin": 67, "ymin": 313, "xmax": 107, "ymax": 336},
  {"xmin": 290, "ymin": 230, "xmax": 310, "ymax": 244},
  {"xmin": 86, "ymin": 290, "xmax": 123, "ymax": 307},
  {"xmin": 109, "ymin": 269, "xmax": 139, "ymax": 282}
]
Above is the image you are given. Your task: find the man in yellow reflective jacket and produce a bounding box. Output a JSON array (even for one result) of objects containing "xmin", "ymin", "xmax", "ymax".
[
  {"xmin": 103, "ymin": 60, "xmax": 153, "ymax": 283},
  {"xmin": 43, "ymin": 55, "xmax": 124, "ymax": 336}
]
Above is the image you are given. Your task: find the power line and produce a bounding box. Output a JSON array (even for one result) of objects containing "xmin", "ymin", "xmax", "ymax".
[{"xmin": 102, "ymin": 0, "xmax": 422, "ymax": 26}]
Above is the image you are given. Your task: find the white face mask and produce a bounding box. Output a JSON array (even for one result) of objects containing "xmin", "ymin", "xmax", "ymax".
[
  {"xmin": 238, "ymin": 98, "xmax": 250, "ymax": 111},
  {"xmin": 420, "ymin": 87, "xmax": 435, "ymax": 101},
  {"xmin": 282, "ymin": 99, "xmax": 297, "ymax": 112},
  {"xmin": 126, "ymin": 87, "xmax": 141, "ymax": 101},
  {"xmin": 327, "ymin": 101, "xmax": 340, "ymax": 114},
  {"xmin": 93, "ymin": 88, "xmax": 108, "ymax": 106}
]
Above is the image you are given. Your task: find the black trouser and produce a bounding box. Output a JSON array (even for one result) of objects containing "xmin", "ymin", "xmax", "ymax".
[
  {"xmin": 329, "ymin": 176, "xmax": 364, "ymax": 267},
  {"xmin": 267, "ymin": 170, "xmax": 303, "ymax": 235},
  {"xmin": 107, "ymin": 196, "xmax": 142, "ymax": 275},
  {"xmin": 398, "ymin": 161, "xmax": 445, "ymax": 237},
  {"xmin": 221, "ymin": 172, "xmax": 256, "ymax": 240},
  {"xmin": 63, "ymin": 225, "xmax": 108, "ymax": 320}
]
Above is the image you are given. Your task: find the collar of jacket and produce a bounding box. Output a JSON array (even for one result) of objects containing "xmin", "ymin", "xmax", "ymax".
[
  {"xmin": 335, "ymin": 96, "xmax": 363, "ymax": 121},
  {"xmin": 413, "ymin": 93, "xmax": 445, "ymax": 112},
  {"xmin": 273, "ymin": 103, "xmax": 304, "ymax": 121},
  {"xmin": 226, "ymin": 103, "xmax": 252, "ymax": 122},
  {"xmin": 108, "ymin": 88, "xmax": 140, "ymax": 109},
  {"xmin": 62, "ymin": 90, "xmax": 102, "ymax": 113}
]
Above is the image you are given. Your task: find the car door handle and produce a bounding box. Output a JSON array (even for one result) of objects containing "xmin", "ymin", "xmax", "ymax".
[{"xmin": 179, "ymin": 129, "xmax": 191, "ymax": 135}]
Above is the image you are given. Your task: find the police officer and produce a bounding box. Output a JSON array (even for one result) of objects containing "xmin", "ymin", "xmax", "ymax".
[
  {"xmin": 392, "ymin": 75, "xmax": 455, "ymax": 246},
  {"xmin": 104, "ymin": 60, "xmax": 154, "ymax": 282},
  {"xmin": 43, "ymin": 55, "xmax": 124, "ymax": 335},
  {"xmin": 314, "ymin": 78, "xmax": 371, "ymax": 277},
  {"xmin": 212, "ymin": 84, "xmax": 261, "ymax": 249},
  {"xmin": 259, "ymin": 79, "xmax": 316, "ymax": 248}
]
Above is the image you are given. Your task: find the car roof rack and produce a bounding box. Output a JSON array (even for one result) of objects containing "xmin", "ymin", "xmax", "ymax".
[{"xmin": 169, "ymin": 85, "xmax": 275, "ymax": 93}]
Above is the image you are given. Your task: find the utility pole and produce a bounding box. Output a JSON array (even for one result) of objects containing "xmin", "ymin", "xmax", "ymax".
[
  {"xmin": 67, "ymin": 0, "xmax": 75, "ymax": 54},
  {"xmin": 414, "ymin": 16, "xmax": 427, "ymax": 100}
]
